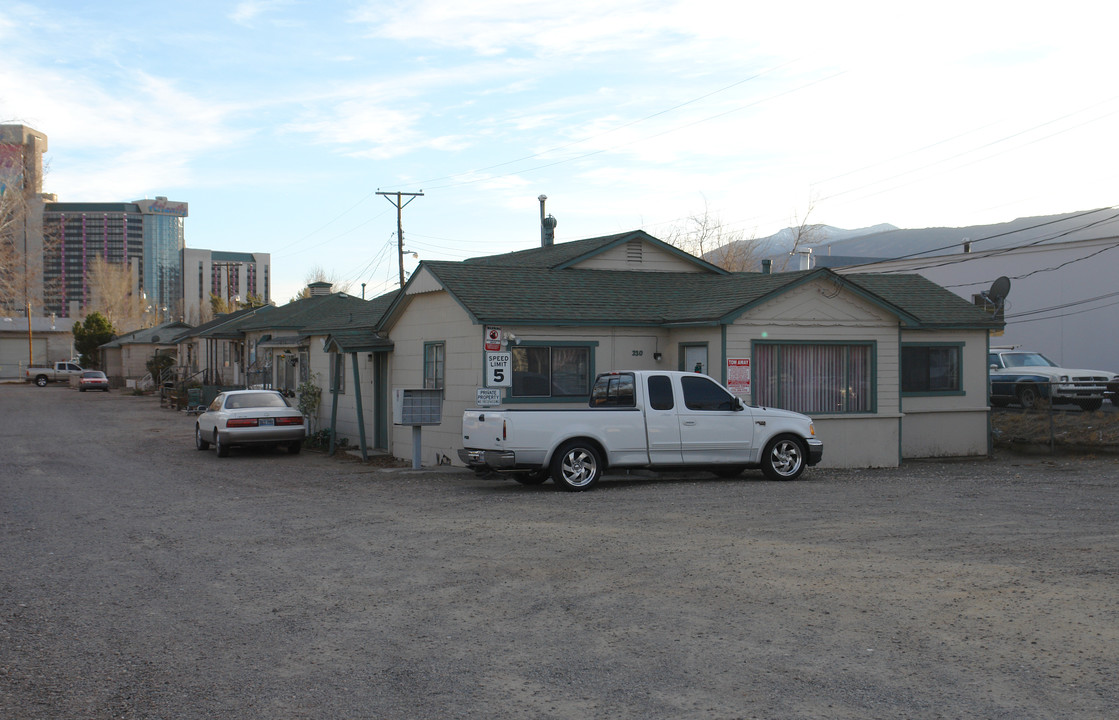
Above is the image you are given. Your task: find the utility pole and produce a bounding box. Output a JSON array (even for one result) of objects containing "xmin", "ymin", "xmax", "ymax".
[{"xmin": 376, "ymin": 190, "xmax": 424, "ymax": 288}]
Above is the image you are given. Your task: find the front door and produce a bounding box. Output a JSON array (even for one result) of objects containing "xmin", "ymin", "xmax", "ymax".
[{"xmin": 682, "ymin": 344, "xmax": 708, "ymax": 375}]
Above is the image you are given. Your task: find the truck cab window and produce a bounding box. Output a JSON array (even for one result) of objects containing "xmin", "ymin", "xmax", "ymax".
[
  {"xmin": 647, "ymin": 375, "xmax": 674, "ymax": 410},
  {"xmin": 590, "ymin": 373, "xmax": 635, "ymax": 407},
  {"xmin": 681, "ymin": 375, "xmax": 736, "ymax": 411}
]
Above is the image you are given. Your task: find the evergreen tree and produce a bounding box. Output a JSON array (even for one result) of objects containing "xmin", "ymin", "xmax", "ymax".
[{"xmin": 72, "ymin": 312, "xmax": 116, "ymax": 369}]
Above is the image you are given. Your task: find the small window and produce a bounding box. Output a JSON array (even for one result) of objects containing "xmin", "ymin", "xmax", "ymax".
[
  {"xmin": 902, "ymin": 345, "xmax": 961, "ymax": 394},
  {"xmin": 647, "ymin": 375, "xmax": 675, "ymax": 410},
  {"xmin": 424, "ymin": 342, "xmax": 445, "ymax": 390}
]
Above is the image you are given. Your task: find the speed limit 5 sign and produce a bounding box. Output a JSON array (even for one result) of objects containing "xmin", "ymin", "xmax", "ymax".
[{"xmin": 486, "ymin": 351, "xmax": 512, "ymax": 387}]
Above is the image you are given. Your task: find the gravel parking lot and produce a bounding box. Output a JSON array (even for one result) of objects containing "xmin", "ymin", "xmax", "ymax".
[{"xmin": 3, "ymin": 384, "xmax": 1118, "ymax": 719}]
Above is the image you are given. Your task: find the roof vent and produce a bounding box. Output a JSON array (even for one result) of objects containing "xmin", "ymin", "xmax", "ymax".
[{"xmin": 308, "ymin": 281, "xmax": 333, "ymax": 296}]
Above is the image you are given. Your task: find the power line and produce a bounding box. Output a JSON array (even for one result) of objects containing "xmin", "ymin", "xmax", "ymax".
[{"xmin": 842, "ymin": 206, "xmax": 1118, "ymax": 271}]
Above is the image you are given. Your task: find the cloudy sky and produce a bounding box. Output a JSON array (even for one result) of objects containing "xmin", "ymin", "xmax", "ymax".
[{"xmin": 2, "ymin": 1, "xmax": 1117, "ymax": 303}]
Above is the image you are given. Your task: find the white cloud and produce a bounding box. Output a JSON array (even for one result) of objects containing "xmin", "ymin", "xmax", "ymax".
[{"xmin": 229, "ymin": 0, "xmax": 295, "ymax": 26}]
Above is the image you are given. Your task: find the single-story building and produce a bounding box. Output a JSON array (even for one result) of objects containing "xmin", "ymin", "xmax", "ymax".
[
  {"xmin": 0, "ymin": 315, "xmax": 73, "ymax": 380},
  {"xmin": 308, "ymin": 230, "xmax": 1000, "ymax": 468},
  {"xmin": 99, "ymin": 320, "xmax": 192, "ymax": 385}
]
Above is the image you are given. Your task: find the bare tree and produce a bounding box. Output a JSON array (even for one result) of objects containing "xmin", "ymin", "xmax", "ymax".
[
  {"xmin": 86, "ymin": 257, "xmax": 147, "ymax": 331},
  {"xmin": 303, "ymin": 264, "xmax": 352, "ymax": 294},
  {"xmin": 774, "ymin": 196, "xmax": 825, "ymax": 272},
  {"xmin": 662, "ymin": 201, "xmax": 763, "ymax": 272}
]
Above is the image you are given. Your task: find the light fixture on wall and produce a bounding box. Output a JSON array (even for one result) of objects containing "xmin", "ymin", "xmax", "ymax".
[{"xmin": 653, "ymin": 352, "xmax": 663, "ymax": 362}]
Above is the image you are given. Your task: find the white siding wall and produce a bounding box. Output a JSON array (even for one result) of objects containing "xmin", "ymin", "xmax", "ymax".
[
  {"xmin": 305, "ymin": 338, "xmax": 380, "ymax": 447},
  {"xmin": 387, "ymin": 291, "xmax": 484, "ymax": 465},
  {"xmin": 899, "ymin": 329, "xmax": 991, "ymax": 458},
  {"xmin": 575, "ymin": 241, "xmax": 706, "ymax": 272},
  {"xmin": 729, "ymin": 278, "xmax": 902, "ymax": 467}
]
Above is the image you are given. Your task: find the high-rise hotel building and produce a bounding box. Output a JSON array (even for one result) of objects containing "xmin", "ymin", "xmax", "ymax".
[{"xmin": 42, "ymin": 197, "xmax": 188, "ymax": 319}]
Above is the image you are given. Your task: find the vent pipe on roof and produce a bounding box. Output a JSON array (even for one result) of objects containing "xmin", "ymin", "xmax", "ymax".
[
  {"xmin": 308, "ymin": 281, "xmax": 332, "ymax": 297},
  {"xmin": 797, "ymin": 248, "xmax": 813, "ymax": 270},
  {"xmin": 538, "ymin": 195, "xmax": 556, "ymax": 246}
]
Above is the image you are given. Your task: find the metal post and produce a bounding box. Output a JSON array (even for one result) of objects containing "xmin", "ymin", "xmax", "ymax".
[{"xmin": 412, "ymin": 425, "xmax": 422, "ymax": 469}]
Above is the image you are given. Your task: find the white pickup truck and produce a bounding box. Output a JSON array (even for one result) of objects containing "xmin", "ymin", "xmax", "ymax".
[
  {"xmin": 459, "ymin": 370, "xmax": 823, "ymax": 491},
  {"xmin": 26, "ymin": 360, "xmax": 85, "ymax": 387}
]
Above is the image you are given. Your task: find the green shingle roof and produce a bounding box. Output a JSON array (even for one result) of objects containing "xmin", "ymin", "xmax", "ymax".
[{"xmin": 417, "ymin": 262, "xmax": 1000, "ymax": 330}]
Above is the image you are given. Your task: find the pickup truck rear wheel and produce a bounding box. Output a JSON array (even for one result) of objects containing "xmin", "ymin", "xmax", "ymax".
[
  {"xmin": 35, "ymin": 375, "xmax": 48, "ymax": 387},
  {"xmin": 551, "ymin": 441, "xmax": 602, "ymax": 491},
  {"xmin": 761, "ymin": 436, "xmax": 807, "ymax": 481}
]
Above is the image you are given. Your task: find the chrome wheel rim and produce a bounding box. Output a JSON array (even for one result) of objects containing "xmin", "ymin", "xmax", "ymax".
[
  {"xmin": 769, "ymin": 440, "xmax": 803, "ymax": 478},
  {"xmin": 560, "ymin": 449, "xmax": 597, "ymax": 487}
]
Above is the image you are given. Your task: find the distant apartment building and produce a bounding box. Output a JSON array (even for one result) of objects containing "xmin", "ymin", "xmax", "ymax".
[
  {"xmin": 182, "ymin": 248, "xmax": 271, "ymax": 324},
  {"xmin": 41, "ymin": 197, "xmax": 187, "ymax": 319}
]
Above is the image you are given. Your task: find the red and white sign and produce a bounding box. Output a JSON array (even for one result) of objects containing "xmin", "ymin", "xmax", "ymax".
[
  {"xmin": 727, "ymin": 358, "xmax": 751, "ymax": 395},
  {"xmin": 484, "ymin": 325, "xmax": 502, "ymax": 352}
]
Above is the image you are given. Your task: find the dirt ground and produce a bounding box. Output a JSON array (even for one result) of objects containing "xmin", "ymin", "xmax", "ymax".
[{"xmin": 2, "ymin": 384, "xmax": 1118, "ymax": 719}]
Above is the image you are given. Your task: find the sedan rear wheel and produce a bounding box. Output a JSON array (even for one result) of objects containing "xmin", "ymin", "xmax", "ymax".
[
  {"xmin": 195, "ymin": 425, "xmax": 210, "ymax": 450},
  {"xmin": 215, "ymin": 431, "xmax": 230, "ymax": 457},
  {"xmin": 287, "ymin": 440, "xmax": 302, "ymax": 455}
]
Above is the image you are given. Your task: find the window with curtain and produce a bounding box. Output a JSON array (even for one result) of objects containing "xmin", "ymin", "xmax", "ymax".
[
  {"xmin": 901, "ymin": 345, "xmax": 961, "ymax": 393},
  {"xmin": 512, "ymin": 345, "xmax": 591, "ymax": 398},
  {"xmin": 424, "ymin": 342, "xmax": 445, "ymax": 389},
  {"xmin": 754, "ymin": 342, "xmax": 873, "ymax": 413}
]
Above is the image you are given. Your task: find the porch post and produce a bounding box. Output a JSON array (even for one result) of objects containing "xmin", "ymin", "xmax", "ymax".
[
  {"xmin": 351, "ymin": 352, "xmax": 368, "ymax": 461},
  {"xmin": 328, "ymin": 352, "xmax": 342, "ymax": 456}
]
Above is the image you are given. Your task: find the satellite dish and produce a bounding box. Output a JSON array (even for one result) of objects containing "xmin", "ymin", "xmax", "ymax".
[{"xmin": 987, "ymin": 276, "xmax": 1011, "ymax": 305}]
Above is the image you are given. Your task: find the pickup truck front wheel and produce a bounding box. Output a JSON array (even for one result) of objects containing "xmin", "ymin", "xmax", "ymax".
[
  {"xmin": 551, "ymin": 441, "xmax": 602, "ymax": 491},
  {"xmin": 762, "ymin": 436, "xmax": 807, "ymax": 481}
]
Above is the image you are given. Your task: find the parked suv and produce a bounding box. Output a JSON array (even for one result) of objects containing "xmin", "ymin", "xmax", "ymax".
[{"xmin": 988, "ymin": 349, "xmax": 1115, "ymax": 411}]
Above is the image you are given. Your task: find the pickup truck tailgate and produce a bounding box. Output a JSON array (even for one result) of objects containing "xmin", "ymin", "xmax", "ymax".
[{"xmin": 462, "ymin": 410, "xmax": 505, "ymax": 450}]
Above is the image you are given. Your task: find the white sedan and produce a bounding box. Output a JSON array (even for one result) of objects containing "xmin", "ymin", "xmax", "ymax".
[{"xmin": 195, "ymin": 390, "xmax": 306, "ymax": 458}]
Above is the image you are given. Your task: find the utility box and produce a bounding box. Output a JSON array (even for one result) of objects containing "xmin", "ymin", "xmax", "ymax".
[{"xmin": 393, "ymin": 388, "xmax": 443, "ymax": 426}]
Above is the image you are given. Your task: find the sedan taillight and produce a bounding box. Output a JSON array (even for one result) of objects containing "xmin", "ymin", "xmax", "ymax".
[
  {"xmin": 227, "ymin": 418, "xmax": 258, "ymax": 427},
  {"xmin": 276, "ymin": 417, "xmax": 304, "ymax": 426}
]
